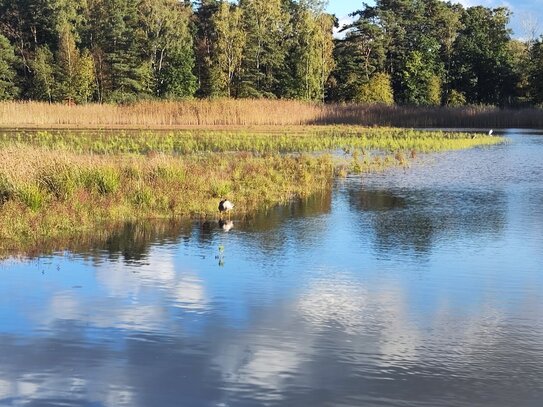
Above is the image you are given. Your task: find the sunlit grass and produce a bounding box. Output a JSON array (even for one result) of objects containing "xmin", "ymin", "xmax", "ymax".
[
  {"xmin": 0, "ymin": 127, "xmax": 501, "ymax": 154},
  {"xmin": 0, "ymin": 126, "xmax": 505, "ymax": 255},
  {"xmin": 0, "ymin": 147, "xmax": 335, "ymax": 250}
]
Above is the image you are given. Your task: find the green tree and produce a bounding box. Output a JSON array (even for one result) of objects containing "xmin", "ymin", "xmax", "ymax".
[
  {"xmin": 194, "ymin": 0, "xmax": 221, "ymax": 98},
  {"xmin": 86, "ymin": 0, "xmax": 150, "ymax": 102},
  {"xmin": 451, "ymin": 6, "xmax": 516, "ymax": 105},
  {"xmin": 213, "ymin": 1, "xmax": 246, "ymax": 97},
  {"xmin": 329, "ymin": 18, "xmax": 386, "ymax": 102},
  {"xmin": 402, "ymin": 51, "xmax": 442, "ymax": 105},
  {"xmin": 289, "ymin": 3, "xmax": 334, "ymax": 101},
  {"xmin": 74, "ymin": 48, "xmax": 95, "ymax": 103},
  {"xmin": 30, "ymin": 45, "xmax": 55, "ymax": 102},
  {"xmin": 160, "ymin": 48, "xmax": 197, "ymax": 98},
  {"xmin": 355, "ymin": 72, "xmax": 394, "ymax": 105},
  {"xmin": 56, "ymin": 24, "xmax": 79, "ymax": 101},
  {"xmin": 139, "ymin": 0, "xmax": 196, "ymax": 98},
  {"xmin": 528, "ymin": 39, "xmax": 543, "ymax": 105},
  {"xmin": 507, "ymin": 39, "xmax": 530, "ymax": 105},
  {"xmin": 0, "ymin": 34, "xmax": 19, "ymax": 100},
  {"xmin": 345, "ymin": 0, "xmax": 460, "ymax": 104},
  {"xmin": 239, "ymin": 0, "xmax": 291, "ymax": 97}
]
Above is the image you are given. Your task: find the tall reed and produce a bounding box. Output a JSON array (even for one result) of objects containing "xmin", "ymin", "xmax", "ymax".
[{"xmin": 1, "ymin": 100, "xmax": 543, "ymax": 128}]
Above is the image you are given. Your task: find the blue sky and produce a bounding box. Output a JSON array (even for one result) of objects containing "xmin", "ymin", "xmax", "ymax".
[{"xmin": 326, "ymin": 0, "xmax": 543, "ymax": 39}]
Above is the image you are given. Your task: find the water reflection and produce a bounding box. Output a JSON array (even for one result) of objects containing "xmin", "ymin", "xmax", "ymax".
[
  {"xmin": 348, "ymin": 188, "xmax": 507, "ymax": 255},
  {"xmin": 1, "ymin": 133, "xmax": 543, "ymax": 406},
  {"xmin": 219, "ymin": 219, "xmax": 234, "ymax": 232}
]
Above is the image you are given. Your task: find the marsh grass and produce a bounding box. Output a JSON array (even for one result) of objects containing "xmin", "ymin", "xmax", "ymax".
[
  {"xmin": 0, "ymin": 148, "xmax": 336, "ymax": 250},
  {"xmin": 0, "ymin": 127, "xmax": 505, "ymax": 256},
  {"xmin": 0, "ymin": 127, "xmax": 501, "ymax": 154},
  {"xmin": 1, "ymin": 100, "xmax": 543, "ymax": 128}
]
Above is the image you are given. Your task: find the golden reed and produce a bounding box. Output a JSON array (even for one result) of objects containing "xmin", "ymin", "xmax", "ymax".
[{"xmin": 1, "ymin": 100, "xmax": 542, "ymax": 128}]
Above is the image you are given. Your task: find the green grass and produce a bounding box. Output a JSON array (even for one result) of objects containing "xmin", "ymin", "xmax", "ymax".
[
  {"xmin": 0, "ymin": 127, "xmax": 501, "ymax": 154},
  {"xmin": 0, "ymin": 127, "xmax": 505, "ymax": 256}
]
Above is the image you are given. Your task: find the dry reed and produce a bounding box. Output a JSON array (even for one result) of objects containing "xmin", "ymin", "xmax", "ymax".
[{"xmin": 1, "ymin": 100, "xmax": 543, "ymax": 129}]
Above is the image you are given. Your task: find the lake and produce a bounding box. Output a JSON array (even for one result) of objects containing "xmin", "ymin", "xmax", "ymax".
[{"xmin": 1, "ymin": 130, "xmax": 542, "ymax": 406}]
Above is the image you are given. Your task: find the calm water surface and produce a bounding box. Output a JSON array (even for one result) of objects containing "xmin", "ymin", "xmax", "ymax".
[{"xmin": 1, "ymin": 130, "xmax": 542, "ymax": 406}]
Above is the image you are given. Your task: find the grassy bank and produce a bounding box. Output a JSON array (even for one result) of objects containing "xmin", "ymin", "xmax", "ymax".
[
  {"xmin": 0, "ymin": 148, "xmax": 336, "ymax": 252},
  {"xmin": 0, "ymin": 127, "xmax": 503, "ymax": 256},
  {"xmin": 1, "ymin": 100, "xmax": 543, "ymax": 128}
]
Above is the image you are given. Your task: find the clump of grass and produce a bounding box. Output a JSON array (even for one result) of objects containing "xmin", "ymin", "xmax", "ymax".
[
  {"xmin": 131, "ymin": 186, "xmax": 154, "ymax": 208},
  {"xmin": 209, "ymin": 180, "xmax": 232, "ymax": 198},
  {"xmin": 82, "ymin": 167, "xmax": 120, "ymax": 195},
  {"xmin": 148, "ymin": 162, "xmax": 186, "ymax": 183},
  {"xmin": 38, "ymin": 164, "xmax": 79, "ymax": 200},
  {"xmin": 16, "ymin": 183, "xmax": 45, "ymax": 211},
  {"xmin": 0, "ymin": 174, "xmax": 14, "ymax": 204}
]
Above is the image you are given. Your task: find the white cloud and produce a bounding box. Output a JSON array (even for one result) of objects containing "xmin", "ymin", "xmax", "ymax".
[{"xmin": 334, "ymin": 15, "xmax": 355, "ymax": 39}]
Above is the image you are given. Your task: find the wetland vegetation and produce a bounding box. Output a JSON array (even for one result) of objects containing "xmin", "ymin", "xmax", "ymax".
[
  {"xmin": 0, "ymin": 126, "xmax": 502, "ymax": 256},
  {"xmin": 2, "ymin": 100, "xmax": 543, "ymax": 129}
]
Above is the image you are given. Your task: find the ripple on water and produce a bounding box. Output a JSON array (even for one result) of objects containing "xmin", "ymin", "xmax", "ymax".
[{"xmin": 1, "ymin": 132, "xmax": 543, "ymax": 406}]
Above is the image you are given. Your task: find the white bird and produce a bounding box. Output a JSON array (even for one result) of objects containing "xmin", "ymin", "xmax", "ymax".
[
  {"xmin": 218, "ymin": 199, "xmax": 234, "ymax": 218},
  {"xmin": 488, "ymin": 129, "xmax": 493, "ymax": 136}
]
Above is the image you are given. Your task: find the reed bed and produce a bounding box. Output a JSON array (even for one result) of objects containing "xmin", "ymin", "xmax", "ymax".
[
  {"xmin": 0, "ymin": 100, "xmax": 323, "ymax": 127},
  {"xmin": 1, "ymin": 100, "xmax": 543, "ymax": 128},
  {"xmin": 317, "ymin": 104, "xmax": 543, "ymax": 128}
]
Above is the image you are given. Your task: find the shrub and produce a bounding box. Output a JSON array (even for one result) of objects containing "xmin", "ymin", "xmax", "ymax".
[{"xmin": 446, "ymin": 90, "xmax": 467, "ymax": 107}]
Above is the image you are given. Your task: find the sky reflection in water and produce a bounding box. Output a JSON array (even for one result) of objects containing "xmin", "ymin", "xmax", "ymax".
[{"xmin": 1, "ymin": 131, "xmax": 542, "ymax": 406}]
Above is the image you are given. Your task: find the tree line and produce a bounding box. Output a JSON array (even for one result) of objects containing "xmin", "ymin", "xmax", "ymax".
[{"xmin": 0, "ymin": 0, "xmax": 542, "ymax": 106}]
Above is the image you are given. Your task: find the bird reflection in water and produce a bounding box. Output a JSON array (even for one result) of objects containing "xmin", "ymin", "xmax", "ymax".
[{"xmin": 218, "ymin": 219, "xmax": 234, "ymax": 232}]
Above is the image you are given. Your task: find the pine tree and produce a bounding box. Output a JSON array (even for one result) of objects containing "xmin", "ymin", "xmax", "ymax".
[{"xmin": 0, "ymin": 34, "xmax": 19, "ymax": 100}]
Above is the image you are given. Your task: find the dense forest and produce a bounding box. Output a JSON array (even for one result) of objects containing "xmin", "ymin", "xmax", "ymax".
[{"xmin": 0, "ymin": 0, "xmax": 542, "ymax": 106}]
